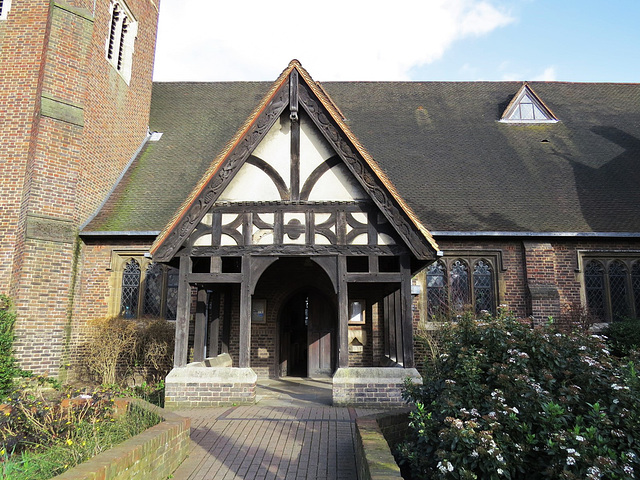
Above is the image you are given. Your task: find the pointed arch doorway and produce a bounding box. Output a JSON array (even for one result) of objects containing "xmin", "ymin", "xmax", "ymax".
[{"xmin": 279, "ymin": 288, "xmax": 336, "ymax": 378}]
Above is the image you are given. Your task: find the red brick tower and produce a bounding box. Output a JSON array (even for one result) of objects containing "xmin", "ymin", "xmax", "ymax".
[{"xmin": 0, "ymin": 0, "xmax": 160, "ymax": 375}]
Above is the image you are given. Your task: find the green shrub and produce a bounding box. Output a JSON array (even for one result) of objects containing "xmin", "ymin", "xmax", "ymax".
[
  {"xmin": 604, "ymin": 318, "xmax": 640, "ymax": 356},
  {"xmin": 400, "ymin": 309, "xmax": 640, "ymax": 480},
  {"xmin": 0, "ymin": 295, "xmax": 20, "ymax": 399}
]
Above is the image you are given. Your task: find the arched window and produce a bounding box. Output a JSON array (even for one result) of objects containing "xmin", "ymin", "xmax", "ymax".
[
  {"xmin": 424, "ymin": 254, "xmax": 498, "ymax": 318},
  {"xmin": 585, "ymin": 260, "xmax": 606, "ymax": 320},
  {"xmin": 450, "ymin": 260, "xmax": 470, "ymax": 313},
  {"xmin": 143, "ymin": 263, "xmax": 162, "ymax": 317},
  {"xmin": 121, "ymin": 259, "xmax": 141, "ymax": 318},
  {"xmin": 426, "ymin": 261, "xmax": 447, "ymax": 318},
  {"xmin": 115, "ymin": 254, "xmax": 179, "ymax": 320},
  {"xmin": 609, "ymin": 261, "xmax": 629, "ymax": 321},
  {"xmin": 473, "ymin": 260, "xmax": 494, "ymax": 314}
]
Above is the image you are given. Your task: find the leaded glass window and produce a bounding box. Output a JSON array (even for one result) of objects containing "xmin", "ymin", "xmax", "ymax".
[
  {"xmin": 585, "ymin": 261, "xmax": 605, "ymax": 320},
  {"xmin": 116, "ymin": 255, "xmax": 179, "ymax": 320},
  {"xmin": 583, "ymin": 256, "xmax": 640, "ymax": 322},
  {"xmin": 473, "ymin": 260, "xmax": 494, "ymax": 314},
  {"xmin": 426, "ymin": 262, "xmax": 448, "ymax": 318},
  {"xmin": 450, "ymin": 260, "xmax": 470, "ymax": 313},
  {"xmin": 631, "ymin": 262, "xmax": 640, "ymax": 318},
  {"xmin": 165, "ymin": 267, "xmax": 179, "ymax": 321},
  {"xmin": 143, "ymin": 263, "xmax": 162, "ymax": 317},
  {"xmin": 424, "ymin": 255, "xmax": 498, "ymax": 319},
  {"xmin": 121, "ymin": 259, "xmax": 140, "ymax": 318},
  {"xmin": 609, "ymin": 261, "xmax": 629, "ymax": 321}
]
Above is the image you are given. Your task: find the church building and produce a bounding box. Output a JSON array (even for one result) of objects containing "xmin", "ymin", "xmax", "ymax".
[{"xmin": 2, "ymin": 0, "xmax": 639, "ymax": 406}]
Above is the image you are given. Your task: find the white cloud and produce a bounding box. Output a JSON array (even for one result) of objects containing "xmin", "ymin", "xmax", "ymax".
[
  {"xmin": 501, "ymin": 65, "xmax": 557, "ymax": 82},
  {"xmin": 153, "ymin": 0, "xmax": 513, "ymax": 81},
  {"xmin": 532, "ymin": 66, "xmax": 557, "ymax": 81}
]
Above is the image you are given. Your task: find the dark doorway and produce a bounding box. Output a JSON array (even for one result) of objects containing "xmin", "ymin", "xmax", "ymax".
[{"xmin": 279, "ymin": 289, "xmax": 335, "ymax": 378}]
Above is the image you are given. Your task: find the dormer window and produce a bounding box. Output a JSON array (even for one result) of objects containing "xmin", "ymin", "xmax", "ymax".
[
  {"xmin": 0, "ymin": 0, "xmax": 12, "ymax": 20},
  {"xmin": 106, "ymin": 1, "xmax": 137, "ymax": 84},
  {"xmin": 501, "ymin": 83, "xmax": 558, "ymax": 123}
]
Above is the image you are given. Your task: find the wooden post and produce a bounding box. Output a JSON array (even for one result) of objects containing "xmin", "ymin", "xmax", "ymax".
[
  {"xmin": 337, "ymin": 256, "xmax": 349, "ymax": 368},
  {"xmin": 221, "ymin": 285, "xmax": 232, "ymax": 354},
  {"xmin": 208, "ymin": 290, "xmax": 220, "ymax": 357},
  {"xmin": 239, "ymin": 255, "xmax": 251, "ymax": 368},
  {"xmin": 193, "ymin": 288, "xmax": 207, "ymax": 362},
  {"xmin": 173, "ymin": 256, "xmax": 191, "ymax": 368},
  {"xmin": 400, "ymin": 255, "xmax": 414, "ymax": 368}
]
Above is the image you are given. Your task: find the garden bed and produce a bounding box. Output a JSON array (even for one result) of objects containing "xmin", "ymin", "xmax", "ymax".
[{"xmin": 51, "ymin": 399, "xmax": 189, "ymax": 480}]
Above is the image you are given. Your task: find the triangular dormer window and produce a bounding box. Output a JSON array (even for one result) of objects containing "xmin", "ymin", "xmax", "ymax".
[{"xmin": 500, "ymin": 83, "xmax": 558, "ymax": 123}]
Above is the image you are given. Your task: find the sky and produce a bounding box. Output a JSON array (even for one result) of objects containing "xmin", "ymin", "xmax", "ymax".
[{"xmin": 152, "ymin": 0, "xmax": 640, "ymax": 83}]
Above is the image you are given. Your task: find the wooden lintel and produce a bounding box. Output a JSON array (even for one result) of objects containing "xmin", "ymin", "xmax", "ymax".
[
  {"xmin": 187, "ymin": 272, "xmax": 242, "ymax": 283},
  {"xmin": 346, "ymin": 272, "xmax": 401, "ymax": 283}
]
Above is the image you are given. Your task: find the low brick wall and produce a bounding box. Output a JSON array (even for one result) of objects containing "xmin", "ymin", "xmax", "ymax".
[
  {"xmin": 164, "ymin": 366, "xmax": 257, "ymax": 408},
  {"xmin": 355, "ymin": 409, "xmax": 411, "ymax": 480},
  {"xmin": 53, "ymin": 399, "xmax": 190, "ymax": 480},
  {"xmin": 333, "ymin": 367, "xmax": 422, "ymax": 406}
]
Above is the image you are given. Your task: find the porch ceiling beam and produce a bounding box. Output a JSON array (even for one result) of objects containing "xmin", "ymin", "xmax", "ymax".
[
  {"xmin": 188, "ymin": 244, "xmax": 408, "ymax": 257},
  {"xmin": 187, "ymin": 273, "xmax": 243, "ymax": 283},
  {"xmin": 346, "ymin": 272, "xmax": 402, "ymax": 283}
]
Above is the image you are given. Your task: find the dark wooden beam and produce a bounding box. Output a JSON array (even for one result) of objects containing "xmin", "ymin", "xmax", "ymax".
[
  {"xmin": 208, "ymin": 290, "xmax": 220, "ymax": 357},
  {"xmin": 239, "ymin": 255, "xmax": 251, "ymax": 368},
  {"xmin": 337, "ymin": 256, "xmax": 349, "ymax": 368},
  {"xmin": 400, "ymin": 255, "xmax": 414, "ymax": 368},
  {"xmin": 193, "ymin": 288, "xmax": 207, "ymax": 362},
  {"xmin": 394, "ymin": 289, "xmax": 403, "ymax": 366},
  {"xmin": 173, "ymin": 256, "xmax": 191, "ymax": 368},
  {"xmin": 187, "ymin": 273, "xmax": 242, "ymax": 283},
  {"xmin": 310, "ymin": 256, "xmax": 338, "ymax": 293},
  {"xmin": 346, "ymin": 272, "xmax": 401, "ymax": 283},
  {"xmin": 221, "ymin": 285, "xmax": 232, "ymax": 354},
  {"xmin": 189, "ymin": 244, "xmax": 408, "ymax": 258},
  {"xmin": 249, "ymin": 256, "xmax": 279, "ymax": 295},
  {"xmin": 290, "ymin": 69, "xmax": 300, "ymax": 201}
]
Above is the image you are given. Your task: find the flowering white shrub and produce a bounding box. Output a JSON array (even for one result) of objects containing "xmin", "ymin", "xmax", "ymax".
[{"xmin": 399, "ymin": 309, "xmax": 640, "ymax": 479}]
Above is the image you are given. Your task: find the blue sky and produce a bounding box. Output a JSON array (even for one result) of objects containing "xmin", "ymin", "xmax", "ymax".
[{"xmin": 153, "ymin": 0, "xmax": 640, "ymax": 83}]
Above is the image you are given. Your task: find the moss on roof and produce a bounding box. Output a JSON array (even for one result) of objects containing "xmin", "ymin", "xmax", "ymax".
[{"xmin": 83, "ymin": 81, "xmax": 640, "ymax": 234}]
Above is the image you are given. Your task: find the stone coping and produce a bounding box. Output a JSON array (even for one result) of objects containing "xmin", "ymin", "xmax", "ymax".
[
  {"xmin": 355, "ymin": 408, "xmax": 412, "ymax": 480},
  {"xmin": 52, "ymin": 398, "xmax": 190, "ymax": 480},
  {"xmin": 333, "ymin": 367, "xmax": 422, "ymax": 384},
  {"xmin": 186, "ymin": 352, "xmax": 232, "ymax": 368}
]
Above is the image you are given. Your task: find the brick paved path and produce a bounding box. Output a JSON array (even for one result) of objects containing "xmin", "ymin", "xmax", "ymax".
[{"xmin": 171, "ymin": 379, "xmax": 385, "ymax": 480}]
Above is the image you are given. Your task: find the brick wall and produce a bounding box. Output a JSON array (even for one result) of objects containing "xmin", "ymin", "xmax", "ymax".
[
  {"xmin": 423, "ymin": 237, "xmax": 640, "ymax": 323},
  {"xmin": 0, "ymin": 0, "xmax": 160, "ymax": 375}
]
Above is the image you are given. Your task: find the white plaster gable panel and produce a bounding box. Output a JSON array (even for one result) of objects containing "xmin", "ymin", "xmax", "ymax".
[
  {"xmin": 299, "ymin": 115, "xmax": 334, "ymax": 182},
  {"xmin": 218, "ymin": 162, "xmax": 282, "ymax": 201},
  {"xmin": 251, "ymin": 115, "xmax": 291, "ymax": 184},
  {"xmin": 307, "ymin": 163, "xmax": 368, "ymax": 201}
]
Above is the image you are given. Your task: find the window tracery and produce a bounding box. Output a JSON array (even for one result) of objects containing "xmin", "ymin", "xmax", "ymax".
[
  {"xmin": 425, "ymin": 255, "xmax": 498, "ymax": 318},
  {"xmin": 583, "ymin": 256, "xmax": 640, "ymax": 321},
  {"xmin": 113, "ymin": 253, "xmax": 178, "ymax": 320}
]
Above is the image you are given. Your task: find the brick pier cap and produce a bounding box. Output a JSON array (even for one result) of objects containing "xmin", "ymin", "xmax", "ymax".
[{"xmin": 332, "ymin": 367, "xmax": 422, "ymax": 406}]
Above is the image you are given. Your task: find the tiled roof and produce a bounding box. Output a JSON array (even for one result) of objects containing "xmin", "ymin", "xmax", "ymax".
[{"xmin": 83, "ymin": 80, "xmax": 640, "ymax": 235}]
